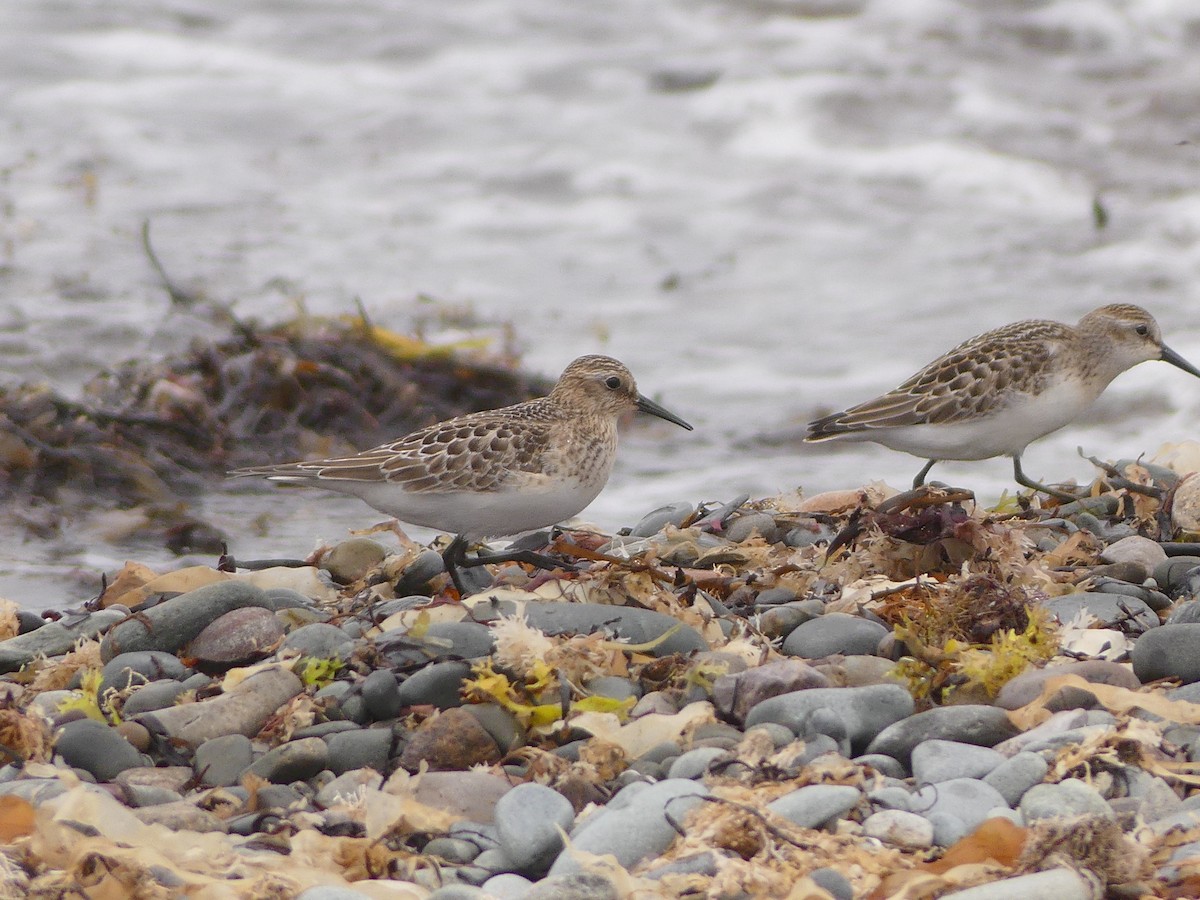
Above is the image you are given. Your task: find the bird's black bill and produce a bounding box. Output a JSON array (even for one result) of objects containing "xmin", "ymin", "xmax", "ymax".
[
  {"xmin": 1162, "ymin": 344, "xmax": 1200, "ymax": 379},
  {"xmin": 636, "ymin": 395, "xmax": 693, "ymax": 431}
]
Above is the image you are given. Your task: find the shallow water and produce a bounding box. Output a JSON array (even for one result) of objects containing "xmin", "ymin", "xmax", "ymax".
[{"xmin": 5, "ymin": 0, "xmax": 1200, "ymax": 606}]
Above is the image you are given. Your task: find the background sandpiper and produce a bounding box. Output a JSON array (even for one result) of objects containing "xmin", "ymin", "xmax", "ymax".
[{"xmin": 804, "ymin": 304, "xmax": 1200, "ymax": 500}]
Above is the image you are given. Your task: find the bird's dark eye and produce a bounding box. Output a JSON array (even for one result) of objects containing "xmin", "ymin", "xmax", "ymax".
[
  {"xmin": 604, "ymin": 376, "xmax": 622, "ymax": 390},
  {"xmin": 1135, "ymin": 324, "xmax": 1150, "ymax": 336}
]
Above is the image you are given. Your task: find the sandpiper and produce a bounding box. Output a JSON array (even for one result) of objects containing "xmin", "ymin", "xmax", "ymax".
[
  {"xmin": 231, "ymin": 355, "xmax": 693, "ymax": 591},
  {"xmin": 805, "ymin": 304, "xmax": 1200, "ymax": 499}
]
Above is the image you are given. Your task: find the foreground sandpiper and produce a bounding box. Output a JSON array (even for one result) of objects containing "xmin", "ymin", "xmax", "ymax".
[
  {"xmin": 231, "ymin": 355, "xmax": 692, "ymax": 592},
  {"xmin": 805, "ymin": 304, "xmax": 1200, "ymax": 499}
]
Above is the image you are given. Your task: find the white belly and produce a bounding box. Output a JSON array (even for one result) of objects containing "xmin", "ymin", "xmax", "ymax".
[
  {"xmin": 330, "ymin": 477, "xmax": 606, "ymax": 540},
  {"xmin": 859, "ymin": 377, "xmax": 1101, "ymax": 461}
]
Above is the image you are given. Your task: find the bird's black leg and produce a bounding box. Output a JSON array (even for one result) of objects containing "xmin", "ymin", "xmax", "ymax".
[
  {"xmin": 913, "ymin": 459, "xmax": 938, "ymax": 488},
  {"xmin": 444, "ymin": 535, "xmax": 578, "ymax": 591},
  {"xmin": 1012, "ymin": 455, "xmax": 1079, "ymax": 503},
  {"xmin": 440, "ymin": 534, "xmax": 470, "ymax": 594}
]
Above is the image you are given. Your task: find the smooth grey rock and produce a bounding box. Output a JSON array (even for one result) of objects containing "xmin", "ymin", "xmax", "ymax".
[
  {"xmin": 550, "ymin": 779, "xmax": 710, "ymax": 876},
  {"xmin": 100, "ymin": 651, "xmax": 190, "ymax": 698},
  {"xmin": 1155, "ymin": 557, "xmax": 1200, "ymax": 596},
  {"xmin": 325, "ymin": 728, "xmax": 392, "ymax": 775},
  {"xmin": 479, "ymin": 874, "xmax": 534, "ymax": 899},
  {"xmin": 1019, "ymin": 779, "xmax": 1114, "ymax": 822},
  {"xmin": 926, "ymin": 810, "xmax": 970, "ymax": 847},
  {"xmin": 424, "ymin": 837, "xmax": 481, "ymax": 864},
  {"xmin": 282, "ymin": 622, "xmax": 356, "ymax": 659},
  {"xmin": 296, "ymin": 888, "xmax": 375, "ymax": 900},
  {"xmin": 262, "ymin": 588, "xmax": 316, "ymax": 610},
  {"xmin": 863, "ymin": 809, "xmax": 934, "ymax": 849},
  {"xmin": 463, "ymin": 703, "xmax": 525, "ymax": 754},
  {"xmin": 322, "ymin": 538, "xmax": 386, "ymax": 584},
  {"xmin": 855, "ymin": 754, "xmax": 907, "ymax": 779},
  {"xmin": 494, "ymin": 782, "xmax": 575, "ymax": 873},
  {"xmin": 0, "ymin": 608, "xmax": 127, "ymax": 673},
  {"xmin": 245, "ymin": 737, "xmax": 329, "ymax": 783},
  {"xmin": 724, "ymin": 513, "xmax": 779, "ymax": 543},
  {"xmin": 782, "ymin": 612, "xmax": 888, "ymax": 659},
  {"xmin": 711, "ymin": 658, "xmax": 829, "ymax": 724},
  {"xmin": 378, "ymin": 621, "xmax": 496, "ymax": 664},
  {"xmin": 865, "ymin": 705, "xmax": 1020, "ymax": 768},
  {"xmin": 55, "ymin": 719, "xmax": 146, "ymax": 782},
  {"xmin": 1102, "ymin": 535, "xmax": 1167, "ymax": 570},
  {"xmin": 361, "ymin": 669, "xmax": 402, "ymax": 721},
  {"xmin": 910, "ymin": 778, "xmax": 1009, "ymax": 836},
  {"xmin": 525, "ymin": 871, "xmax": 620, "ymax": 900},
  {"xmin": 994, "ymin": 660, "xmax": 1140, "ymax": 709},
  {"xmin": 1167, "ymin": 600, "xmax": 1200, "ymax": 625},
  {"xmin": 395, "ymin": 660, "xmax": 471, "ymax": 709},
  {"xmin": 100, "ymin": 582, "xmax": 272, "ymax": 662},
  {"xmin": 315, "ymin": 768, "xmax": 383, "ymax": 809},
  {"xmin": 912, "ymin": 740, "xmax": 1004, "ymax": 785},
  {"xmin": 983, "ymin": 752, "xmax": 1049, "ymax": 806},
  {"xmin": 0, "ymin": 778, "xmax": 69, "ymax": 805},
  {"xmin": 766, "ymin": 784, "xmax": 859, "ymax": 829},
  {"xmin": 867, "ymin": 785, "xmax": 913, "ymax": 812},
  {"xmin": 666, "ymin": 747, "xmax": 728, "ymax": 780},
  {"xmin": 137, "ymin": 665, "xmax": 303, "ymax": 748},
  {"xmin": 810, "ymin": 867, "xmax": 854, "ymax": 900},
  {"xmin": 194, "ymin": 734, "xmax": 254, "ymax": 787},
  {"xmin": 121, "ymin": 679, "xmax": 189, "ymax": 717},
  {"xmin": 936, "ymin": 867, "xmax": 1097, "ymax": 899},
  {"xmin": 1041, "ymin": 592, "xmax": 1157, "ymax": 631},
  {"xmin": 744, "ymin": 684, "xmax": 914, "ymax": 754},
  {"xmin": 1133, "ymin": 624, "xmax": 1200, "ymax": 684},
  {"xmin": 630, "ymin": 502, "xmax": 695, "ymax": 537},
  {"xmin": 122, "ymin": 783, "xmax": 184, "ymax": 807}
]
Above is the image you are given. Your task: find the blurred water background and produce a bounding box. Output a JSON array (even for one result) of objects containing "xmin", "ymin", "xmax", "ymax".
[{"xmin": 4, "ymin": 0, "xmax": 1200, "ymax": 605}]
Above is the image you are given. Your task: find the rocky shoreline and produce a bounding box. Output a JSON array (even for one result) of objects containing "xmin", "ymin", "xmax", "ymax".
[{"xmin": 3, "ymin": 465, "xmax": 1200, "ymax": 898}]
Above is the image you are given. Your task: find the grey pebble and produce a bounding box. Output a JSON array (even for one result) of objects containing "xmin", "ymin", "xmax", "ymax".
[
  {"xmin": 1041, "ymin": 592, "xmax": 1157, "ymax": 631},
  {"xmin": 295, "ymin": 888, "xmax": 375, "ymax": 900},
  {"xmin": 910, "ymin": 778, "xmax": 1009, "ymax": 837},
  {"xmin": 525, "ymin": 871, "xmax": 620, "ymax": 900},
  {"xmin": 283, "ymin": 622, "xmax": 357, "ymax": 659},
  {"xmin": 935, "ymin": 867, "xmax": 1098, "ymax": 899},
  {"xmin": 810, "ymin": 867, "xmax": 854, "ymax": 900},
  {"xmin": 585, "ymin": 675, "xmax": 641, "ymax": 702},
  {"xmin": 194, "ymin": 734, "xmax": 254, "ymax": 787},
  {"xmin": 550, "ymin": 779, "xmax": 710, "ymax": 876},
  {"xmin": 100, "ymin": 651, "xmax": 191, "ymax": 697},
  {"xmin": 1155, "ymin": 557, "xmax": 1200, "ymax": 596},
  {"xmin": 781, "ymin": 612, "xmax": 888, "ymax": 659},
  {"xmin": 121, "ymin": 680, "xmax": 189, "ymax": 717},
  {"xmin": 745, "ymin": 684, "xmax": 914, "ymax": 754},
  {"xmin": 1019, "ymin": 778, "xmax": 1114, "ymax": 822},
  {"xmin": 395, "ymin": 550, "xmax": 447, "ymax": 593},
  {"xmin": 855, "ymin": 754, "xmax": 907, "ymax": 779},
  {"xmin": 866, "ymin": 705, "xmax": 1020, "ymax": 768},
  {"xmin": 766, "ymin": 784, "xmax": 860, "ymax": 829},
  {"xmin": 911, "ymin": 740, "xmax": 1004, "ymax": 785},
  {"xmin": 494, "ymin": 782, "xmax": 575, "ymax": 873},
  {"xmin": 325, "ymin": 728, "xmax": 392, "ymax": 775},
  {"xmin": 360, "ymin": 669, "xmax": 402, "ymax": 721},
  {"xmin": 630, "ymin": 502, "xmax": 695, "ymax": 537},
  {"xmin": 499, "ymin": 602, "xmax": 708, "ymax": 657},
  {"xmin": 479, "ymin": 874, "xmax": 535, "ymax": 899},
  {"xmin": 422, "ymin": 840, "xmax": 477, "ymax": 868},
  {"xmin": 427, "ymin": 885, "xmax": 491, "ymax": 900},
  {"xmin": 56, "ymin": 719, "xmax": 147, "ymax": 782},
  {"xmin": 724, "ymin": 512, "xmax": 779, "ymax": 543},
  {"xmin": 983, "ymin": 752, "xmax": 1049, "ymax": 807},
  {"xmin": 667, "ymin": 747, "xmax": 729, "ymax": 780},
  {"xmin": 314, "ymin": 768, "xmax": 382, "ymax": 809},
  {"xmin": 1166, "ymin": 600, "xmax": 1200, "ymax": 625},
  {"xmin": 395, "ymin": 660, "xmax": 472, "ymax": 709},
  {"xmin": 101, "ymin": 582, "xmax": 272, "ymax": 662},
  {"xmin": 245, "ymin": 736, "xmax": 329, "ymax": 784},
  {"xmin": 262, "ymin": 587, "xmax": 316, "ymax": 610},
  {"xmin": 1132, "ymin": 624, "xmax": 1200, "ymax": 684},
  {"xmin": 0, "ymin": 608, "xmax": 127, "ymax": 674},
  {"xmin": 322, "ymin": 538, "xmax": 386, "ymax": 584},
  {"xmin": 380, "ymin": 621, "xmax": 496, "ymax": 664}
]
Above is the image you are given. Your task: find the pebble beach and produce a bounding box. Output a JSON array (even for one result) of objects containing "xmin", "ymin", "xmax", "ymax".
[{"xmin": 6, "ymin": 452, "xmax": 1200, "ymax": 898}]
